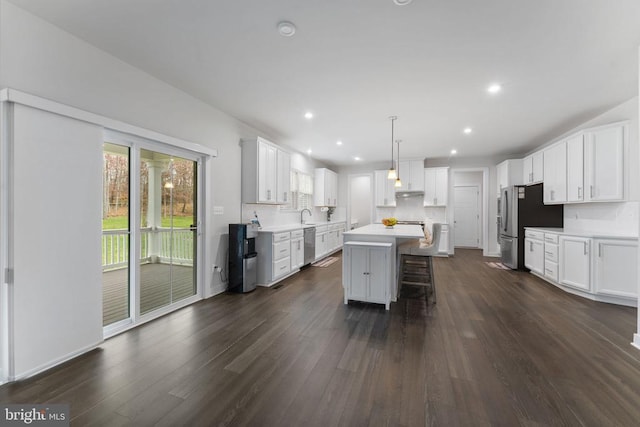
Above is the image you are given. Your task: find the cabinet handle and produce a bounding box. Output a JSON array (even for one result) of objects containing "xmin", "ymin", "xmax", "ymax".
[
  {"xmin": 298, "ymin": 241, "xmax": 301, "ymax": 250},
  {"xmin": 284, "ymin": 193, "xmax": 287, "ymax": 202},
  {"xmin": 384, "ymin": 198, "xmax": 387, "ymax": 205},
  {"xmin": 598, "ymin": 243, "xmax": 602, "ymax": 258},
  {"xmin": 545, "ymin": 251, "xmax": 553, "ymax": 256},
  {"xmin": 434, "ymin": 197, "xmax": 438, "ymax": 205},
  {"xmin": 363, "ymin": 272, "xmax": 370, "ymax": 275},
  {"xmin": 408, "ymin": 182, "xmax": 411, "ymax": 190},
  {"xmin": 530, "ymin": 172, "xmax": 533, "ymax": 182},
  {"xmin": 280, "ymin": 249, "xmax": 287, "ymax": 253},
  {"xmin": 550, "ymin": 190, "xmax": 555, "ymax": 201},
  {"xmin": 530, "ymin": 241, "xmax": 533, "ymax": 251},
  {"xmin": 280, "ymin": 265, "xmax": 287, "ymax": 271},
  {"xmin": 583, "ymin": 242, "xmax": 588, "ymax": 255},
  {"xmin": 327, "ymin": 197, "xmax": 330, "ymax": 205},
  {"xmin": 577, "ymin": 187, "xmax": 582, "ymax": 199},
  {"xmin": 590, "ymin": 186, "xmax": 594, "ymax": 199}
]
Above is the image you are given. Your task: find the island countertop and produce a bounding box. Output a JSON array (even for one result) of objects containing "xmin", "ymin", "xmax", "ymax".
[{"xmin": 343, "ymin": 223, "xmax": 424, "ymax": 239}]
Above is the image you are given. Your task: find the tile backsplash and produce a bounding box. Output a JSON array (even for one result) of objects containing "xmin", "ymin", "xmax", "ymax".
[
  {"xmin": 375, "ymin": 196, "xmax": 447, "ymax": 223},
  {"xmin": 241, "ymin": 204, "xmax": 346, "ymax": 228},
  {"xmin": 564, "ymin": 201, "xmax": 638, "ymax": 236}
]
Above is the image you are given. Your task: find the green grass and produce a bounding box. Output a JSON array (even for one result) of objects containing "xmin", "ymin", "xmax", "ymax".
[{"xmin": 103, "ymin": 215, "xmax": 195, "ymax": 230}]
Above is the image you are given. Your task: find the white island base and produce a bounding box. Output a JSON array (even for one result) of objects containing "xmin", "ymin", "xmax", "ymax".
[{"xmin": 342, "ymin": 224, "xmax": 424, "ymax": 308}]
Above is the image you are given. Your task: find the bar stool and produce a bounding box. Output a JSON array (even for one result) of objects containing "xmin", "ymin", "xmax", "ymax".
[{"xmin": 398, "ymin": 223, "xmax": 442, "ymax": 303}]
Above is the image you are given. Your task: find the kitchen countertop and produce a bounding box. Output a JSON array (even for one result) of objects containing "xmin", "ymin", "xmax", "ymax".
[
  {"xmin": 258, "ymin": 220, "xmax": 346, "ymax": 233},
  {"xmin": 525, "ymin": 227, "xmax": 638, "ymax": 240},
  {"xmin": 343, "ymin": 223, "xmax": 424, "ymax": 239}
]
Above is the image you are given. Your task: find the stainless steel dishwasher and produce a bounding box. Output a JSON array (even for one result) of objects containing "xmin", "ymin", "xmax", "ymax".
[{"xmin": 303, "ymin": 227, "xmax": 316, "ymax": 265}]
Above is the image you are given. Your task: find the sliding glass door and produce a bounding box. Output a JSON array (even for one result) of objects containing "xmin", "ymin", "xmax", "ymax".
[
  {"xmin": 102, "ymin": 135, "xmax": 201, "ymax": 335},
  {"xmin": 102, "ymin": 143, "xmax": 130, "ymax": 326},
  {"xmin": 139, "ymin": 150, "xmax": 197, "ymax": 315}
]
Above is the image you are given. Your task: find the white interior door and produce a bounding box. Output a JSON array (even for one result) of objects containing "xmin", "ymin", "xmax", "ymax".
[{"xmin": 454, "ymin": 186, "xmax": 480, "ymax": 248}]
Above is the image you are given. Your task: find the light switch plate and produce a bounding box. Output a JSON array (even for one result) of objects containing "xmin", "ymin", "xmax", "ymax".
[{"xmin": 213, "ymin": 206, "xmax": 224, "ymax": 215}]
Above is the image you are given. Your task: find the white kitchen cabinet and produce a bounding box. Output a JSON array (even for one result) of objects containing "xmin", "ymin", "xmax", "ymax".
[
  {"xmin": 315, "ymin": 225, "xmax": 329, "ymax": 259},
  {"xmin": 290, "ymin": 229, "xmax": 305, "ymax": 270},
  {"xmin": 593, "ymin": 239, "xmax": 638, "ymax": 300},
  {"xmin": 566, "ymin": 133, "xmax": 585, "ymax": 202},
  {"xmin": 522, "ymin": 151, "xmax": 543, "ymax": 185},
  {"xmin": 314, "ymin": 168, "xmax": 338, "ymax": 207},
  {"xmin": 524, "ymin": 237, "xmax": 544, "ymax": 275},
  {"xmin": 396, "ymin": 160, "xmax": 424, "ymax": 192},
  {"xmin": 543, "ymin": 142, "xmax": 567, "ymax": 204},
  {"xmin": 585, "ymin": 123, "xmax": 625, "ymax": 202},
  {"xmin": 256, "ymin": 230, "xmax": 294, "ymax": 285},
  {"xmin": 241, "ymin": 137, "xmax": 290, "ymax": 204},
  {"xmin": 342, "ymin": 241, "xmax": 393, "ymax": 310},
  {"xmin": 423, "ymin": 167, "xmax": 448, "ymax": 206},
  {"xmin": 276, "ymin": 149, "xmax": 291, "ymax": 204},
  {"xmin": 559, "ymin": 236, "xmax": 591, "ymax": 291},
  {"xmin": 327, "ymin": 223, "xmax": 344, "ymax": 252},
  {"xmin": 438, "ymin": 224, "xmax": 449, "ymax": 254},
  {"xmin": 543, "ymin": 233, "xmax": 559, "ymax": 282},
  {"xmin": 374, "ymin": 170, "xmax": 396, "ymax": 207},
  {"xmin": 496, "ymin": 159, "xmax": 523, "ymax": 194}
]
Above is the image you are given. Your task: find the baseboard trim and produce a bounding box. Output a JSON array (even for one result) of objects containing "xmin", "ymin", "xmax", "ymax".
[
  {"xmin": 11, "ymin": 340, "xmax": 103, "ymax": 382},
  {"xmin": 632, "ymin": 334, "xmax": 640, "ymax": 351}
]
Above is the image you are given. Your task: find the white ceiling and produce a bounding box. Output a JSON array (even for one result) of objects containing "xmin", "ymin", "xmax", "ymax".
[{"xmin": 8, "ymin": 0, "xmax": 640, "ymax": 165}]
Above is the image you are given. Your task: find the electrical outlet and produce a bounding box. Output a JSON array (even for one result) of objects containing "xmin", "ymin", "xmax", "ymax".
[{"xmin": 214, "ymin": 266, "xmax": 222, "ymax": 272}]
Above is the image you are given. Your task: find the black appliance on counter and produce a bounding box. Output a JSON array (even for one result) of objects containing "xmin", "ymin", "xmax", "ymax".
[
  {"xmin": 498, "ymin": 183, "xmax": 563, "ymax": 269},
  {"xmin": 228, "ymin": 223, "xmax": 259, "ymax": 293}
]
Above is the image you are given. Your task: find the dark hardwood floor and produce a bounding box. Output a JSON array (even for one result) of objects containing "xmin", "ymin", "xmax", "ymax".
[{"xmin": 2, "ymin": 249, "xmax": 639, "ymax": 426}]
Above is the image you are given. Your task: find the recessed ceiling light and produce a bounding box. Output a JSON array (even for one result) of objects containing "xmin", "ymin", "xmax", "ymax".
[
  {"xmin": 354, "ymin": 156, "xmax": 361, "ymax": 161},
  {"xmin": 451, "ymin": 149, "xmax": 458, "ymax": 155},
  {"xmin": 306, "ymin": 149, "xmax": 312, "ymax": 154},
  {"xmin": 487, "ymin": 83, "xmax": 502, "ymax": 94},
  {"xmin": 393, "ymin": 0, "xmax": 413, "ymax": 5},
  {"xmin": 336, "ymin": 140, "xmax": 343, "ymax": 146},
  {"xmin": 463, "ymin": 127, "xmax": 473, "ymax": 134},
  {"xmin": 304, "ymin": 111, "xmax": 313, "ymax": 119},
  {"xmin": 277, "ymin": 21, "xmax": 296, "ymax": 37}
]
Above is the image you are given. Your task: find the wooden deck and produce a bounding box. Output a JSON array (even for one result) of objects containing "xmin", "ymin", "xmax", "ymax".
[{"xmin": 102, "ymin": 263, "xmax": 195, "ymax": 325}]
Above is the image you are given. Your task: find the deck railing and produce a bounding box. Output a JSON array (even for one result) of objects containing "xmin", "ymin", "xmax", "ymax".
[{"xmin": 102, "ymin": 227, "xmax": 194, "ymax": 270}]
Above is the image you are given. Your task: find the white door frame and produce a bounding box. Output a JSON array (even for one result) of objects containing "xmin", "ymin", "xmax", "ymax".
[
  {"xmin": 346, "ymin": 173, "xmax": 374, "ymax": 230},
  {"xmin": 453, "ymin": 184, "xmax": 481, "ymax": 248},
  {"xmin": 448, "ymin": 167, "xmax": 489, "ymax": 256}
]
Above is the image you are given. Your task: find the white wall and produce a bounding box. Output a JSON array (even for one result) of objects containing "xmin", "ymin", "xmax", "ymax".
[{"xmin": 0, "ymin": 1, "xmax": 271, "ymax": 297}]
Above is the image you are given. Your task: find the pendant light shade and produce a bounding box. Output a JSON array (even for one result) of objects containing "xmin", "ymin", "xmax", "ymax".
[
  {"xmin": 394, "ymin": 139, "xmax": 402, "ymax": 187},
  {"xmin": 387, "ymin": 116, "xmax": 397, "ymax": 180}
]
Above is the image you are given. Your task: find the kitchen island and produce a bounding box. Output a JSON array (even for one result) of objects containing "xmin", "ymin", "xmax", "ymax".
[{"xmin": 342, "ymin": 224, "xmax": 424, "ymax": 306}]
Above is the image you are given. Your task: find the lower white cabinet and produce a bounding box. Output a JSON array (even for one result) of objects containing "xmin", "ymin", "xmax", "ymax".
[
  {"xmin": 524, "ymin": 237, "xmax": 544, "ymax": 275},
  {"xmin": 315, "ymin": 226, "xmax": 329, "ymax": 259},
  {"xmin": 438, "ymin": 224, "xmax": 449, "ymax": 254},
  {"xmin": 593, "ymin": 239, "xmax": 638, "ymax": 299},
  {"xmin": 342, "ymin": 241, "xmax": 392, "ymax": 310},
  {"xmin": 290, "ymin": 230, "xmax": 304, "ymax": 270},
  {"xmin": 257, "ymin": 230, "xmax": 293, "ymax": 285},
  {"xmin": 559, "ymin": 236, "xmax": 591, "ymax": 291}
]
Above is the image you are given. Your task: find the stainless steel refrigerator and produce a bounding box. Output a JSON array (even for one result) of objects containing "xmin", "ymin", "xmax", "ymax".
[{"xmin": 498, "ymin": 184, "xmax": 563, "ymax": 269}]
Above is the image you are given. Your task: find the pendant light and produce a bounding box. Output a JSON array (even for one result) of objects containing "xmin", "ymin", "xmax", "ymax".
[
  {"xmin": 395, "ymin": 139, "xmax": 403, "ymax": 187},
  {"xmin": 387, "ymin": 116, "xmax": 398, "ymax": 180}
]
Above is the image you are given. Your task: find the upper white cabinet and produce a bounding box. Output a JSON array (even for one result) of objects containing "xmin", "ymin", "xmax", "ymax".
[
  {"xmin": 396, "ymin": 160, "xmax": 425, "ymax": 192},
  {"xmin": 242, "ymin": 137, "xmax": 291, "ymax": 204},
  {"xmin": 543, "ymin": 142, "xmax": 567, "ymax": 204},
  {"xmin": 496, "ymin": 159, "xmax": 523, "ymax": 194},
  {"xmin": 276, "ymin": 150, "xmax": 291, "ymax": 204},
  {"xmin": 566, "ymin": 133, "xmax": 585, "ymax": 202},
  {"xmin": 522, "ymin": 151, "xmax": 543, "ymax": 185},
  {"xmin": 314, "ymin": 168, "xmax": 338, "ymax": 207},
  {"xmin": 423, "ymin": 167, "xmax": 448, "ymax": 206},
  {"xmin": 584, "ymin": 123, "xmax": 625, "ymax": 202},
  {"xmin": 374, "ymin": 170, "xmax": 396, "ymax": 207},
  {"xmin": 559, "ymin": 235, "xmax": 591, "ymax": 292}
]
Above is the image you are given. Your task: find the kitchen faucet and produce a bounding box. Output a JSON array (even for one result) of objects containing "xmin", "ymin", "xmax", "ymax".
[{"xmin": 301, "ymin": 208, "xmax": 312, "ymax": 224}]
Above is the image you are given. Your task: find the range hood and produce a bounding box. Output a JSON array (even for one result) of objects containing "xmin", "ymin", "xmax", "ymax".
[{"xmin": 395, "ymin": 190, "xmax": 424, "ymax": 198}]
